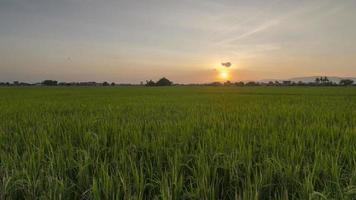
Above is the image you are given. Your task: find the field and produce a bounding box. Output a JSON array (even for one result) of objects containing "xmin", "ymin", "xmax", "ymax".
[{"xmin": 0, "ymin": 86, "xmax": 356, "ymax": 199}]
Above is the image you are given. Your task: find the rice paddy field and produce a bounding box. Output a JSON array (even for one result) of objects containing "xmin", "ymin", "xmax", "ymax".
[{"xmin": 1, "ymin": 86, "xmax": 356, "ymax": 199}]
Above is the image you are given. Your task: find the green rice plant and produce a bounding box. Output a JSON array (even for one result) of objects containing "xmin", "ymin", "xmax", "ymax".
[{"xmin": 0, "ymin": 86, "xmax": 356, "ymax": 199}]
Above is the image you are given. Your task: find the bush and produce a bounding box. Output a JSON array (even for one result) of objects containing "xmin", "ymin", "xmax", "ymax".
[{"xmin": 42, "ymin": 80, "xmax": 58, "ymax": 86}]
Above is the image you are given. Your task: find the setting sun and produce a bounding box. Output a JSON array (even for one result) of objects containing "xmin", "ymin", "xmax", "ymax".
[{"xmin": 220, "ymin": 71, "xmax": 228, "ymax": 79}]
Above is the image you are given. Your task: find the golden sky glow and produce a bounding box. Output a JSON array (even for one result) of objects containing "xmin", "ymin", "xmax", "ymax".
[
  {"xmin": 1, "ymin": 0, "xmax": 356, "ymax": 83},
  {"xmin": 220, "ymin": 71, "xmax": 229, "ymax": 80},
  {"xmin": 215, "ymin": 63, "xmax": 233, "ymax": 81}
]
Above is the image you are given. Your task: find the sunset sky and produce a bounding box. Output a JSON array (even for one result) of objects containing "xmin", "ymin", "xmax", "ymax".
[{"xmin": 1, "ymin": 0, "xmax": 356, "ymax": 83}]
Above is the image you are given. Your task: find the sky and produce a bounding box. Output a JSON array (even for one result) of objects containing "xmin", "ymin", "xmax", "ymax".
[{"xmin": 1, "ymin": 0, "xmax": 356, "ymax": 83}]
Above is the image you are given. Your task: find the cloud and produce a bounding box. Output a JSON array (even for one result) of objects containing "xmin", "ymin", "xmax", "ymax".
[
  {"xmin": 213, "ymin": 0, "xmax": 338, "ymax": 47},
  {"xmin": 218, "ymin": 19, "xmax": 280, "ymax": 45},
  {"xmin": 221, "ymin": 62, "xmax": 231, "ymax": 67}
]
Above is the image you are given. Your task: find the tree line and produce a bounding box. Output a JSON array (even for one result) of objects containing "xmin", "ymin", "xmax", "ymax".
[{"xmin": 0, "ymin": 76, "xmax": 354, "ymax": 87}]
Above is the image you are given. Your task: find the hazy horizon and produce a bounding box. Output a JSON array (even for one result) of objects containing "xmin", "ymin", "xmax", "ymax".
[{"xmin": 1, "ymin": 0, "xmax": 356, "ymax": 83}]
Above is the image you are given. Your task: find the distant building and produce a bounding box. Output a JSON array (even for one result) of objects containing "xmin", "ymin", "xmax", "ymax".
[{"xmin": 282, "ymin": 81, "xmax": 292, "ymax": 85}]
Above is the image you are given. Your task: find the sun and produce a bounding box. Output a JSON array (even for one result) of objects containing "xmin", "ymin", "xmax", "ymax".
[{"xmin": 220, "ymin": 71, "xmax": 229, "ymax": 80}]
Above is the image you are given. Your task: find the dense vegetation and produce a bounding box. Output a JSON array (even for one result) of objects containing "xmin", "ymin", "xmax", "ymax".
[{"xmin": 0, "ymin": 86, "xmax": 356, "ymax": 199}]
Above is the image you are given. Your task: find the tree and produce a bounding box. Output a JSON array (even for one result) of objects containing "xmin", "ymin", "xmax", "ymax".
[
  {"xmin": 315, "ymin": 77, "xmax": 320, "ymax": 84},
  {"xmin": 111, "ymin": 82, "xmax": 116, "ymax": 86},
  {"xmin": 297, "ymin": 81, "xmax": 305, "ymax": 86},
  {"xmin": 224, "ymin": 81, "xmax": 232, "ymax": 86},
  {"xmin": 103, "ymin": 81, "xmax": 110, "ymax": 86},
  {"xmin": 42, "ymin": 80, "xmax": 58, "ymax": 86},
  {"xmin": 235, "ymin": 81, "xmax": 245, "ymax": 86},
  {"xmin": 156, "ymin": 77, "xmax": 172, "ymax": 86},
  {"xmin": 246, "ymin": 81, "xmax": 259, "ymax": 86},
  {"xmin": 324, "ymin": 76, "xmax": 329, "ymax": 83},
  {"xmin": 207, "ymin": 82, "xmax": 222, "ymax": 86},
  {"xmin": 339, "ymin": 79, "xmax": 354, "ymax": 86},
  {"xmin": 145, "ymin": 80, "xmax": 156, "ymax": 86},
  {"xmin": 267, "ymin": 81, "xmax": 274, "ymax": 86}
]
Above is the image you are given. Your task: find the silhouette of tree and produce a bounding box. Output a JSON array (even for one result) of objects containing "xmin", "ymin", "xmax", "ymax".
[
  {"xmin": 208, "ymin": 82, "xmax": 222, "ymax": 86},
  {"xmin": 224, "ymin": 81, "xmax": 232, "ymax": 86},
  {"xmin": 42, "ymin": 80, "xmax": 58, "ymax": 86},
  {"xmin": 145, "ymin": 80, "xmax": 156, "ymax": 86},
  {"xmin": 315, "ymin": 77, "xmax": 320, "ymax": 84},
  {"xmin": 339, "ymin": 79, "xmax": 354, "ymax": 86},
  {"xmin": 324, "ymin": 76, "xmax": 329, "ymax": 83},
  {"xmin": 235, "ymin": 81, "xmax": 245, "ymax": 86},
  {"xmin": 246, "ymin": 81, "xmax": 259, "ymax": 86},
  {"xmin": 267, "ymin": 81, "xmax": 274, "ymax": 86},
  {"xmin": 297, "ymin": 81, "xmax": 305, "ymax": 86}
]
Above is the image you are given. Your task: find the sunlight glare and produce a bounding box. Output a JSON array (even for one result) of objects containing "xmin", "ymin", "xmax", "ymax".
[
  {"xmin": 220, "ymin": 72, "xmax": 228, "ymax": 79},
  {"xmin": 220, "ymin": 71, "xmax": 229, "ymax": 80}
]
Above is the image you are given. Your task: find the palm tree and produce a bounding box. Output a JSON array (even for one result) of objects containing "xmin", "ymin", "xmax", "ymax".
[
  {"xmin": 324, "ymin": 76, "xmax": 329, "ymax": 83},
  {"xmin": 315, "ymin": 77, "xmax": 320, "ymax": 84}
]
